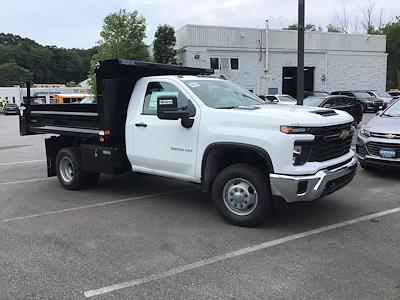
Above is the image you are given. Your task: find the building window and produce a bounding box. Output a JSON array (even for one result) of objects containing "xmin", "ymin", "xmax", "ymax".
[
  {"xmin": 230, "ymin": 58, "xmax": 239, "ymax": 70},
  {"xmin": 220, "ymin": 58, "xmax": 230, "ymax": 70},
  {"xmin": 210, "ymin": 57, "xmax": 240, "ymax": 70},
  {"xmin": 210, "ymin": 58, "xmax": 219, "ymax": 70}
]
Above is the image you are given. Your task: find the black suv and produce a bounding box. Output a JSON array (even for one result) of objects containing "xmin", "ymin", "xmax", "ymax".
[
  {"xmin": 331, "ymin": 90, "xmax": 384, "ymax": 112},
  {"xmin": 304, "ymin": 95, "xmax": 363, "ymax": 126}
]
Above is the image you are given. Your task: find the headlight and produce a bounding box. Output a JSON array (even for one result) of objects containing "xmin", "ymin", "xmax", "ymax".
[
  {"xmin": 360, "ymin": 127, "xmax": 371, "ymax": 137},
  {"xmin": 292, "ymin": 144, "xmax": 311, "ymax": 165},
  {"xmin": 280, "ymin": 126, "xmax": 309, "ymax": 134}
]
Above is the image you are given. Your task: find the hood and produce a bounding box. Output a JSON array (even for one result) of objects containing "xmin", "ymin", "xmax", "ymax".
[
  {"xmin": 360, "ymin": 97, "xmax": 379, "ymax": 102},
  {"xmin": 364, "ymin": 115, "xmax": 400, "ymax": 134},
  {"xmin": 224, "ymin": 104, "xmax": 354, "ymax": 127}
]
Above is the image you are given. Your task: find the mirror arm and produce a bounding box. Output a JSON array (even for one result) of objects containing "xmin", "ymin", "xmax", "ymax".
[{"xmin": 181, "ymin": 117, "xmax": 194, "ymax": 128}]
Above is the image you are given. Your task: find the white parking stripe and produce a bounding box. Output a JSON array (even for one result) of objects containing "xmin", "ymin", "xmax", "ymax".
[
  {"xmin": 0, "ymin": 177, "xmax": 54, "ymax": 186},
  {"xmin": 0, "ymin": 159, "xmax": 46, "ymax": 167},
  {"xmin": 0, "ymin": 188, "xmax": 197, "ymax": 224},
  {"xmin": 84, "ymin": 206, "xmax": 400, "ymax": 298}
]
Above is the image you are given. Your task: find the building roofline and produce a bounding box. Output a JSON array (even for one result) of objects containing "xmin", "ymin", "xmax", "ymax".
[{"xmin": 177, "ymin": 24, "xmax": 386, "ymax": 38}]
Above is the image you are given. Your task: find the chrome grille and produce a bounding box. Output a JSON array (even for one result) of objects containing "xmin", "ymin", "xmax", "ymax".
[{"xmin": 370, "ymin": 132, "xmax": 400, "ymax": 139}]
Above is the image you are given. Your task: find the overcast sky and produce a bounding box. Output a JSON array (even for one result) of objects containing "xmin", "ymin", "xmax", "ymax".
[{"xmin": 1, "ymin": 0, "xmax": 399, "ymax": 49}]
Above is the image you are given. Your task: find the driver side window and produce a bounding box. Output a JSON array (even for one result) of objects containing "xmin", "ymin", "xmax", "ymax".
[{"xmin": 143, "ymin": 82, "xmax": 195, "ymax": 116}]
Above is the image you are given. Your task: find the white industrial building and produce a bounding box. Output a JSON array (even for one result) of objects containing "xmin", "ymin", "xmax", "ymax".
[{"xmin": 176, "ymin": 24, "xmax": 387, "ymax": 96}]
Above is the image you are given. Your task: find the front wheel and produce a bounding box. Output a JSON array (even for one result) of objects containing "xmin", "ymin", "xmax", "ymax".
[{"xmin": 212, "ymin": 164, "xmax": 272, "ymax": 227}]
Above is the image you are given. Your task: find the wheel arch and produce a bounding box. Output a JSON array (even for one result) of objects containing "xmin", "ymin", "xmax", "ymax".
[{"xmin": 201, "ymin": 142, "xmax": 274, "ymax": 192}]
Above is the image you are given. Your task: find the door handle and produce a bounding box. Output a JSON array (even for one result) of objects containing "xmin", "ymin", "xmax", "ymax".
[{"xmin": 135, "ymin": 122, "xmax": 147, "ymax": 127}]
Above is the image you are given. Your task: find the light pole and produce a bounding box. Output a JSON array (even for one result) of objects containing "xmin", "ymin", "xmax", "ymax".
[{"xmin": 297, "ymin": 0, "xmax": 305, "ymax": 105}]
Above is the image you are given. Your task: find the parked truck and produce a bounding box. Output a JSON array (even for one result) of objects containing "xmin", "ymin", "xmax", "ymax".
[{"xmin": 19, "ymin": 59, "xmax": 357, "ymax": 227}]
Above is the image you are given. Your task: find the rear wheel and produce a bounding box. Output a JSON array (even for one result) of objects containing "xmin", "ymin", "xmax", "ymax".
[
  {"xmin": 212, "ymin": 163, "xmax": 272, "ymax": 227},
  {"xmin": 56, "ymin": 147, "xmax": 100, "ymax": 190}
]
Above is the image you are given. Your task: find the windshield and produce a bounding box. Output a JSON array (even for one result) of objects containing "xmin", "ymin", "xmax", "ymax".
[
  {"xmin": 354, "ymin": 92, "xmax": 372, "ymax": 99},
  {"xmin": 373, "ymin": 91, "xmax": 391, "ymax": 98},
  {"xmin": 183, "ymin": 80, "xmax": 264, "ymax": 108},
  {"xmin": 304, "ymin": 97, "xmax": 325, "ymax": 107},
  {"xmin": 383, "ymin": 100, "xmax": 400, "ymax": 117},
  {"xmin": 278, "ymin": 95, "xmax": 296, "ymax": 102}
]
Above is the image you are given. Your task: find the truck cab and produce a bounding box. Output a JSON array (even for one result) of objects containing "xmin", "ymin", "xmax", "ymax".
[{"xmin": 20, "ymin": 59, "xmax": 357, "ymax": 227}]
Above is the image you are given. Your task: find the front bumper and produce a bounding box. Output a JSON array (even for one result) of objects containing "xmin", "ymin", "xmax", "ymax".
[
  {"xmin": 4, "ymin": 109, "xmax": 19, "ymax": 114},
  {"xmin": 269, "ymin": 156, "xmax": 357, "ymax": 203},
  {"xmin": 365, "ymin": 102, "xmax": 384, "ymax": 112},
  {"xmin": 356, "ymin": 135, "xmax": 400, "ymax": 169}
]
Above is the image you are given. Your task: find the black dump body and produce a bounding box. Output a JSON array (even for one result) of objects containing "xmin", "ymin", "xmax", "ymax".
[
  {"xmin": 19, "ymin": 59, "xmax": 213, "ymax": 176},
  {"xmin": 20, "ymin": 59, "xmax": 213, "ymax": 143}
]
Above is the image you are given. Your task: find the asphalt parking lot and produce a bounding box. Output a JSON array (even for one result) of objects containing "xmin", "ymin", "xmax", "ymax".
[{"xmin": 0, "ymin": 113, "xmax": 399, "ymax": 299}]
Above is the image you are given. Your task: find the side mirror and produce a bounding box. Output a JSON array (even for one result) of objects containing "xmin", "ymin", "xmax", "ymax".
[
  {"xmin": 157, "ymin": 96, "xmax": 189, "ymax": 120},
  {"xmin": 376, "ymin": 110, "xmax": 383, "ymax": 116},
  {"xmin": 323, "ymin": 103, "xmax": 331, "ymax": 108},
  {"xmin": 157, "ymin": 95, "xmax": 194, "ymax": 128}
]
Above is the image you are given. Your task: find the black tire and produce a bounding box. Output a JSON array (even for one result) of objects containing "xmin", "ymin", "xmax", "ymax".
[
  {"xmin": 212, "ymin": 163, "xmax": 272, "ymax": 227},
  {"xmin": 56, "ymin": 147, "xmax": 99, "ymax": 190},
  {"xmin": 360, "ymin": 161, "xmax": 375, "ymax": 171}
]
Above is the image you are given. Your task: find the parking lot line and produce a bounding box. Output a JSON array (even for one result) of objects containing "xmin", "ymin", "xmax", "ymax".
[
  {"xmin": 0, "ymin": 159, "xmax": 46, "ymax": 167},
  {"xmin": 0, "ymin": 187, "xmax": 197, "ymax": 224},
  {"xmin": 84, "ymin": 206, "xmax": 400, "ymax": 298},
  {"xmin": 0, "ymin": 177, "xmax": 54, "ymax": 186}
]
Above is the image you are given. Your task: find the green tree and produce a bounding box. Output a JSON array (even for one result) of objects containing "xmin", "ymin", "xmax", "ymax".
[
  {"xmin": 66, "ymin": 80, "xmax": 77, "ymax": 87},
  {"xmin": 382, "ymin": 17, "xmax": 400, "ymax": 89},
  {"xmin": 327, "ymin": 24, "xmax": 342, "ymax": 32},
  {"xmin": 284, "ymin": 24, "xmax": 317, "ymax": 31},
  {"xmin": 153, "ymin": 24, "xmax": 177, "ymax": 64},
  {"xmin": 96, "ymin": 9, "xmax": 149, "ymax": 61},
  {"xmin": 88, "ymin": 9, "xmax": 150, "ymax": 92},
  {"xmin": 0, "ymin": 62, "xmax": 33, "ymax": 86}
]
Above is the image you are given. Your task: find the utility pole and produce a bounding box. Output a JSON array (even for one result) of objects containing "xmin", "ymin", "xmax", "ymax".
[{"xmin": 297, "ymin": 0, "xmax": 305, "ymax": 105}]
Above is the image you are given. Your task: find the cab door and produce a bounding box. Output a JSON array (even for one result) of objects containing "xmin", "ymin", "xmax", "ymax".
[{"xmin": 130, "ymin": 80, "xmax": 200, "ymax": 181}]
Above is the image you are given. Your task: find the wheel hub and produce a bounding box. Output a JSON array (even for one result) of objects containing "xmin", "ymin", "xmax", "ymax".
[
  {"xmin": 59, "ymin": 156, "xmax": 74, "ymax": 183},
  {"xmin": 223, "ymin": 178, "xmax": 258, "ymax": 216}
]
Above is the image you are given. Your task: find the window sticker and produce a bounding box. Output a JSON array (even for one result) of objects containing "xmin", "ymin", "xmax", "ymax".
[{"xmin": 188, "ymin": 82, "xmax": 200, "ymax": 88}]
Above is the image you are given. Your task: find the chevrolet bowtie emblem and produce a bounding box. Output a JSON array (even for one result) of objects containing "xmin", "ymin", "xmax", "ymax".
[
  {"xmin": 385, "ymin": 133, "xmax": 396, "ymax": 139},
  {"xmin": 339, "ymin": 130, "xmax": 350, "ymax": 140}
]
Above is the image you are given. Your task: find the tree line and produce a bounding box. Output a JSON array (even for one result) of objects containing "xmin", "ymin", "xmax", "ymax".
[{"xmin": 0, "ymin": 33, "xmax": 97, "ymax": 86}]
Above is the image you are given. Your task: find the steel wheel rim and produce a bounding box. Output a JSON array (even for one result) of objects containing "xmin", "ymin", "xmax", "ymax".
[
  {"xmin": 223, "ymin": 178, "xmax": 258, "ymax": 216},
  {"xmin": 59, "ymin": 156, "xmax": 74, "ymax": 183}
]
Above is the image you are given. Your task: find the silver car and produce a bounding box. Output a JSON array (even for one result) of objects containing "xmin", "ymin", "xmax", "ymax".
[
  {"xmin": 264, "ymin": 94, "xmax": 297, "ymax": 105},
  {"xmin": 366, "ymin": 90, "xmax": 394, "ymax": 106},
  {"xmin": 356, "ymin": 99, "xmax": 400, "ymax": 170}
]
